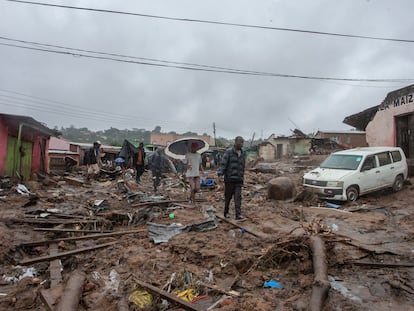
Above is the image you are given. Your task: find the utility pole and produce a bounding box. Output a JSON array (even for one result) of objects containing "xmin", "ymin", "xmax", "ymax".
[{"xmin": 213, "ymin": 122, "xmax": 216, "ymax": 146}]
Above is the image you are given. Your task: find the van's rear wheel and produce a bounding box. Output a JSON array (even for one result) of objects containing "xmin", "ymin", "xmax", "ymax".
[
  {"xmin": 392, "ymin": 175, "xmax": 404, "ymax": 192},
  {"xmin": 346, "ymin": 186, "xmax": 359, "ymax": 202}
]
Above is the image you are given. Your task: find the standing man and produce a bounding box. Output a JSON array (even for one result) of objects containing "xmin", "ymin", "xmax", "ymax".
[
  {"xmin": 84, "ymin": 141, "xmax": 102, "ymax": 181},
  {"xmin": 151, "ymin": 147, "xmax": 163, "ymax": 192},
  {"xmin": 135, "ymin": 142, "xmax": 146, "ymax": 183},
  {"xmin": 185, "ymin": 142, "xmax": 203, "ymax": 203},
  {"xmin": 217, "ymin": 136, "xmax": 246, "ymax": 220}
]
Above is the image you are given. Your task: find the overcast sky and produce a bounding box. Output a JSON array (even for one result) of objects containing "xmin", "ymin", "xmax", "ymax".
[{"xmin": 1, "ymin": 0, "xmax": 413, "ymax": 140}]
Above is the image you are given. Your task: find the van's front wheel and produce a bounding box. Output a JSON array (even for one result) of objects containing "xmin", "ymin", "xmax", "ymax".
[
  {"xmin": 346, "ymin": 186, "xmax": 359, "ymax": 202},
  {"xmin": 392, "ymin": 175, "xmax": 404, "ymax": 192}
]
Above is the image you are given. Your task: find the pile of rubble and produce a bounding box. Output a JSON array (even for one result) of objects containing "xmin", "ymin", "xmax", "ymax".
[{"xmin": 0, "ymin": 156, "xmax": 413, "ymax": 310}]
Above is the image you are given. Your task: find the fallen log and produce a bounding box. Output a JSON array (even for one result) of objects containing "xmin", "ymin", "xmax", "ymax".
[
  {"xmin": 309, "ymin": 235, "xmax": 330, "ymax": 311},
  {"xmin": 216, "ymin": 214, "xmax": 262, "ymax": 238},
  {"xmin": 19, "ymin": 241, "xmax": 116, "ymax": 265},
  {"xmin": 20, "ymin": 229, "xmax": 145, "ymax": 247},
  {"xmin": 55, "ymin": 270, "xmax": 86, "ymax": 311},
  {"xmin": 129, "ymin": 275, "xmax": 203, "ymax": 311}
]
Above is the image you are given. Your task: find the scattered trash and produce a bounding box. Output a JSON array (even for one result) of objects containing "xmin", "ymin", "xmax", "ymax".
[
  {"xmin": 174, "ymin": 288, "xmax": 198, "ymax": 302},
  {"xmin": 328, "ymin": 276, "xmax": 362, "ymax": 303},
  {"xmin": 94, "ymin": 199, "xmax": 110, "ymax": 213},
  {"xmin": 129, "ymin": 288, "xmax": 153, "ymax": 308},
  {"xmin": 109, "ymin": 269, "xmax": 120, "ymax": 292},
  {"xmin": 326, "ymin": 202, "xmax": 341, "ymax": 209},
  {"xmin": 3, "ymin": 266, "xmax": 37, "ymax": 283},
  {"xmin": 264, "ymin": 279, "xmax": 283, "ymax": 289},
  {"xmin": 169, "ymin": 213, "xmax": 175, "ymax": 219}
]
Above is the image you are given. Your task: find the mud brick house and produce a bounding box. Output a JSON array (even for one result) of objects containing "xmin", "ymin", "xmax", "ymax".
[
  {"xmin": 314, "ymin": 130, "xmax": 367, "ymax": 148},
  {"xmin": 344, "ymin": 84, "xmax": 414, "ymax": 175},
  {"xmin": 0, "ymin": 113, "xmax": 57, "ymax": 180}
]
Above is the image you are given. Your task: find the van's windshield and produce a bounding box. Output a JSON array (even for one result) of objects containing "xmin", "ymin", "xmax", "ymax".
[{"xmin": 320, "ymin": 154, "xmax": 363, "ymax": 170}]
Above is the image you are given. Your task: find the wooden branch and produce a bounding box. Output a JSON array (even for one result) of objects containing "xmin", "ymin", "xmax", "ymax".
[
  {"xmin": 350, "ymin": 261, "xmax": 414, "ymax": 268},
  {"xmin": 216, "ymin": 214, "xmax": 262, "ymax": 238},
  {"xmin": 197, "ymin": 281, "xmax": 240, "ymax": 297},
  {"xmin": 33, "ymin": 228, "xmax": 112, "ymax": 233},
  {"xmin": 55, "ymin": 270, "xmax": 86, "ymax": 311},
  {"xmin": 130, "ymin": 275, "xmax": 203, "ymax": 311},
  {"xmin": 19, "ymin": 242, "xmax": 116, "ymax": 265},
  {"xmin": 20, "ymin": 229, "xmax": 145, "ymax": 247},
  {"xmin": 309, "ymin": 236, "xmax": 330, "ymax": 311}
]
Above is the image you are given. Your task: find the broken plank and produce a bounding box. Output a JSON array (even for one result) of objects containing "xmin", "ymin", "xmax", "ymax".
[
  {"xmin": 216, "ymin": 214, "xmax": 262, "ymax": 238},
  {"xmin": 49, "ymin": 243, "xmax": 62, "ymax": 287},
  {"xmin": 19, "ymin": 242, "xmax": 116, "ymax": 265},
  {"xmin": 131, "ymin": 199, "xmax": 206, "ymax": 208},
  {"xmin": 20, "ymin": 229, "xmax": 146, "ymax": 247},
  {"xmin": 40, "ymin": 284, "xmax": 64, "ymax": 311},
  {"xmin": 55, "ymin": 270, "xmax": 86, "ymax": 311},
  {"xmin": 130, "ymin": 275, "xmax": 203, "ymax": 311},
  {"xmin": 33, "ymin": 228, "xmax": 112, "ymax": 233},
  {"xmin": 16, "ymin": 218, "xmax": 104, "ymax": 225}
]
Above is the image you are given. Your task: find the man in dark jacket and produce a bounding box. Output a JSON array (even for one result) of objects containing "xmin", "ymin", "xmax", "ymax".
[
  {"xmin": 135, "ymin": 142, "xmax": 146, "ymax": 183},
  {"xmin": 218, "ymin": 136, "xmax": 246, "ymax": 220}
]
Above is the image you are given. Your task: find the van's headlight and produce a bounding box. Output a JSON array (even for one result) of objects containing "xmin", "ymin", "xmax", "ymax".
[{"xmin": 326, "ymin": 181, "xmax": 343, "ymax": 187}]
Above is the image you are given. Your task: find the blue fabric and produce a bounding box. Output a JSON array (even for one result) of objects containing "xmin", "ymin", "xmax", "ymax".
[{"xmin": 264, "ymin": 280, "xmax": 283, "ymax": 289}]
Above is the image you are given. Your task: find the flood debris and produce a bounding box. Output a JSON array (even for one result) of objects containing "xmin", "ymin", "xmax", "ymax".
[{"xmin": 1, "ymin": 154, "xmax": 414, "ymax": 310}]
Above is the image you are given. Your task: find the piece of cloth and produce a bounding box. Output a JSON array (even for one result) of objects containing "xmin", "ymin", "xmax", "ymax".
[
  {"xmin": 224, "ymin": 182, "xmax": 242, "ymax": 217},
  {"xmin": 217, "ymin": 147, "xmax": 246, "ymax": 183},
  {"xmin": 185, "ymin": 152, "xmax": 202, "ymax": 177},
  {"xmin": 87, "ymin": 163, "xmax": 100, "ymax": 174}
]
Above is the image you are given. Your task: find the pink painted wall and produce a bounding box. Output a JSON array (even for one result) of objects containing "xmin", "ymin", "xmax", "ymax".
[
  {"xmin": 366, "ymin": 104, "xmax": 414, "ymax": 147},
  {"xmin": 49, "ymin": 136, "xmax": 70, "ymax": 150},
  {"xmin": 31, "ymin": 136, "xmax": 50, "ymax": 174}
]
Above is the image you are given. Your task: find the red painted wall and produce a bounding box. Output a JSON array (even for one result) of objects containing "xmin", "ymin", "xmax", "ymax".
[{"xmin": 0, "ymin": 122, "xmax": 8, "ymax": 176}]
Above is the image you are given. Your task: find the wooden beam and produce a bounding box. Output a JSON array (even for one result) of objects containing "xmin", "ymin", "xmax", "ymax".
[
  {"xmin": 216, "ymin": 214, "xmax": 262, "ymax": 238},
  {"xmin": 20, "ymin": 229, "xmax": 145, "ymax": 247},
  {"xmin": 130, "ymin": 275, "xmax": 203, "ymax": 311},
  {"xmin": 19, "ymin": 242, "xmax": 116, "ymax": 265},
  {"xmin": 55, "ymin": 270, "xmax": 86, "ymax": 311},
  {"xmin": 131, "ymin": 199, "xmax": 206, "ymax": 208},
  {"xmin": 49, "ymin": 243, "xmax": 62, "ymax": 287},
  {"xmin": 16, "ymin": 218, "xmax": 104, "ymax": 225}
]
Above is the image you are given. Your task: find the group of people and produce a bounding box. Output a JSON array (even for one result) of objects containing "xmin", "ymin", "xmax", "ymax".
[{"xmin": 84, "ymin": 136, "xmax": 247, "ymax": 220}]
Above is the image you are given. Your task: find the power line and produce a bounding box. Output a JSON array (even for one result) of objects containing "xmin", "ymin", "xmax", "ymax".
[
  {"xmin": 1, "ymin": 40, "xmax": 413, "ymax": 83},
  {"xmin": 6, "ymin": 0, "xmax": 414, "ymax": 43},
  {"xmin": 0, "ymin": 89, "xmax": 211, "ymax": 132}
]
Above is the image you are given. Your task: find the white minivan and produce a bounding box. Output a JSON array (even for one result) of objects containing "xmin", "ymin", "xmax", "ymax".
[{"xmin": 303, "ymin": 147, "xmax": 408, "ymax": 202}]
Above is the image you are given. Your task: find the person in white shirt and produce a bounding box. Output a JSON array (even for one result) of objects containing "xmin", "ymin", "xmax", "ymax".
[{"xmin": 185, "ymin": 142, "xmax": 203, "ymax": 203}]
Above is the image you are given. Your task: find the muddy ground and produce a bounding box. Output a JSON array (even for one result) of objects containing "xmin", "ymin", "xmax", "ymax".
[{"xmin": 0, "ymin": 155, "xmax": 413, "ymax": 311}]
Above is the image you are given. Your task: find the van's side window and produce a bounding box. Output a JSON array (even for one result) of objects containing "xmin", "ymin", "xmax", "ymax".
[
  {"xmin": 377, "ymin": 152, "xmax": 392, "ymax": 166},
  {"xmin": 362, "ymin": 156, "xmax": 376, "ymax": 170},
  {"xmin": 391, "ymin": 151, "xmax": 402, "ymax": 162}
]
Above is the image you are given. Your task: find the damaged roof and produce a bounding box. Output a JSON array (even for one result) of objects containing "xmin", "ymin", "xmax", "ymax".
[
  {"xmin": 343, "ymin": 84, "xmax": 414, "ymax": 131},
  {"xmin": 0, "ymin": 113, "xmax": 60, "ymax": 137}
]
